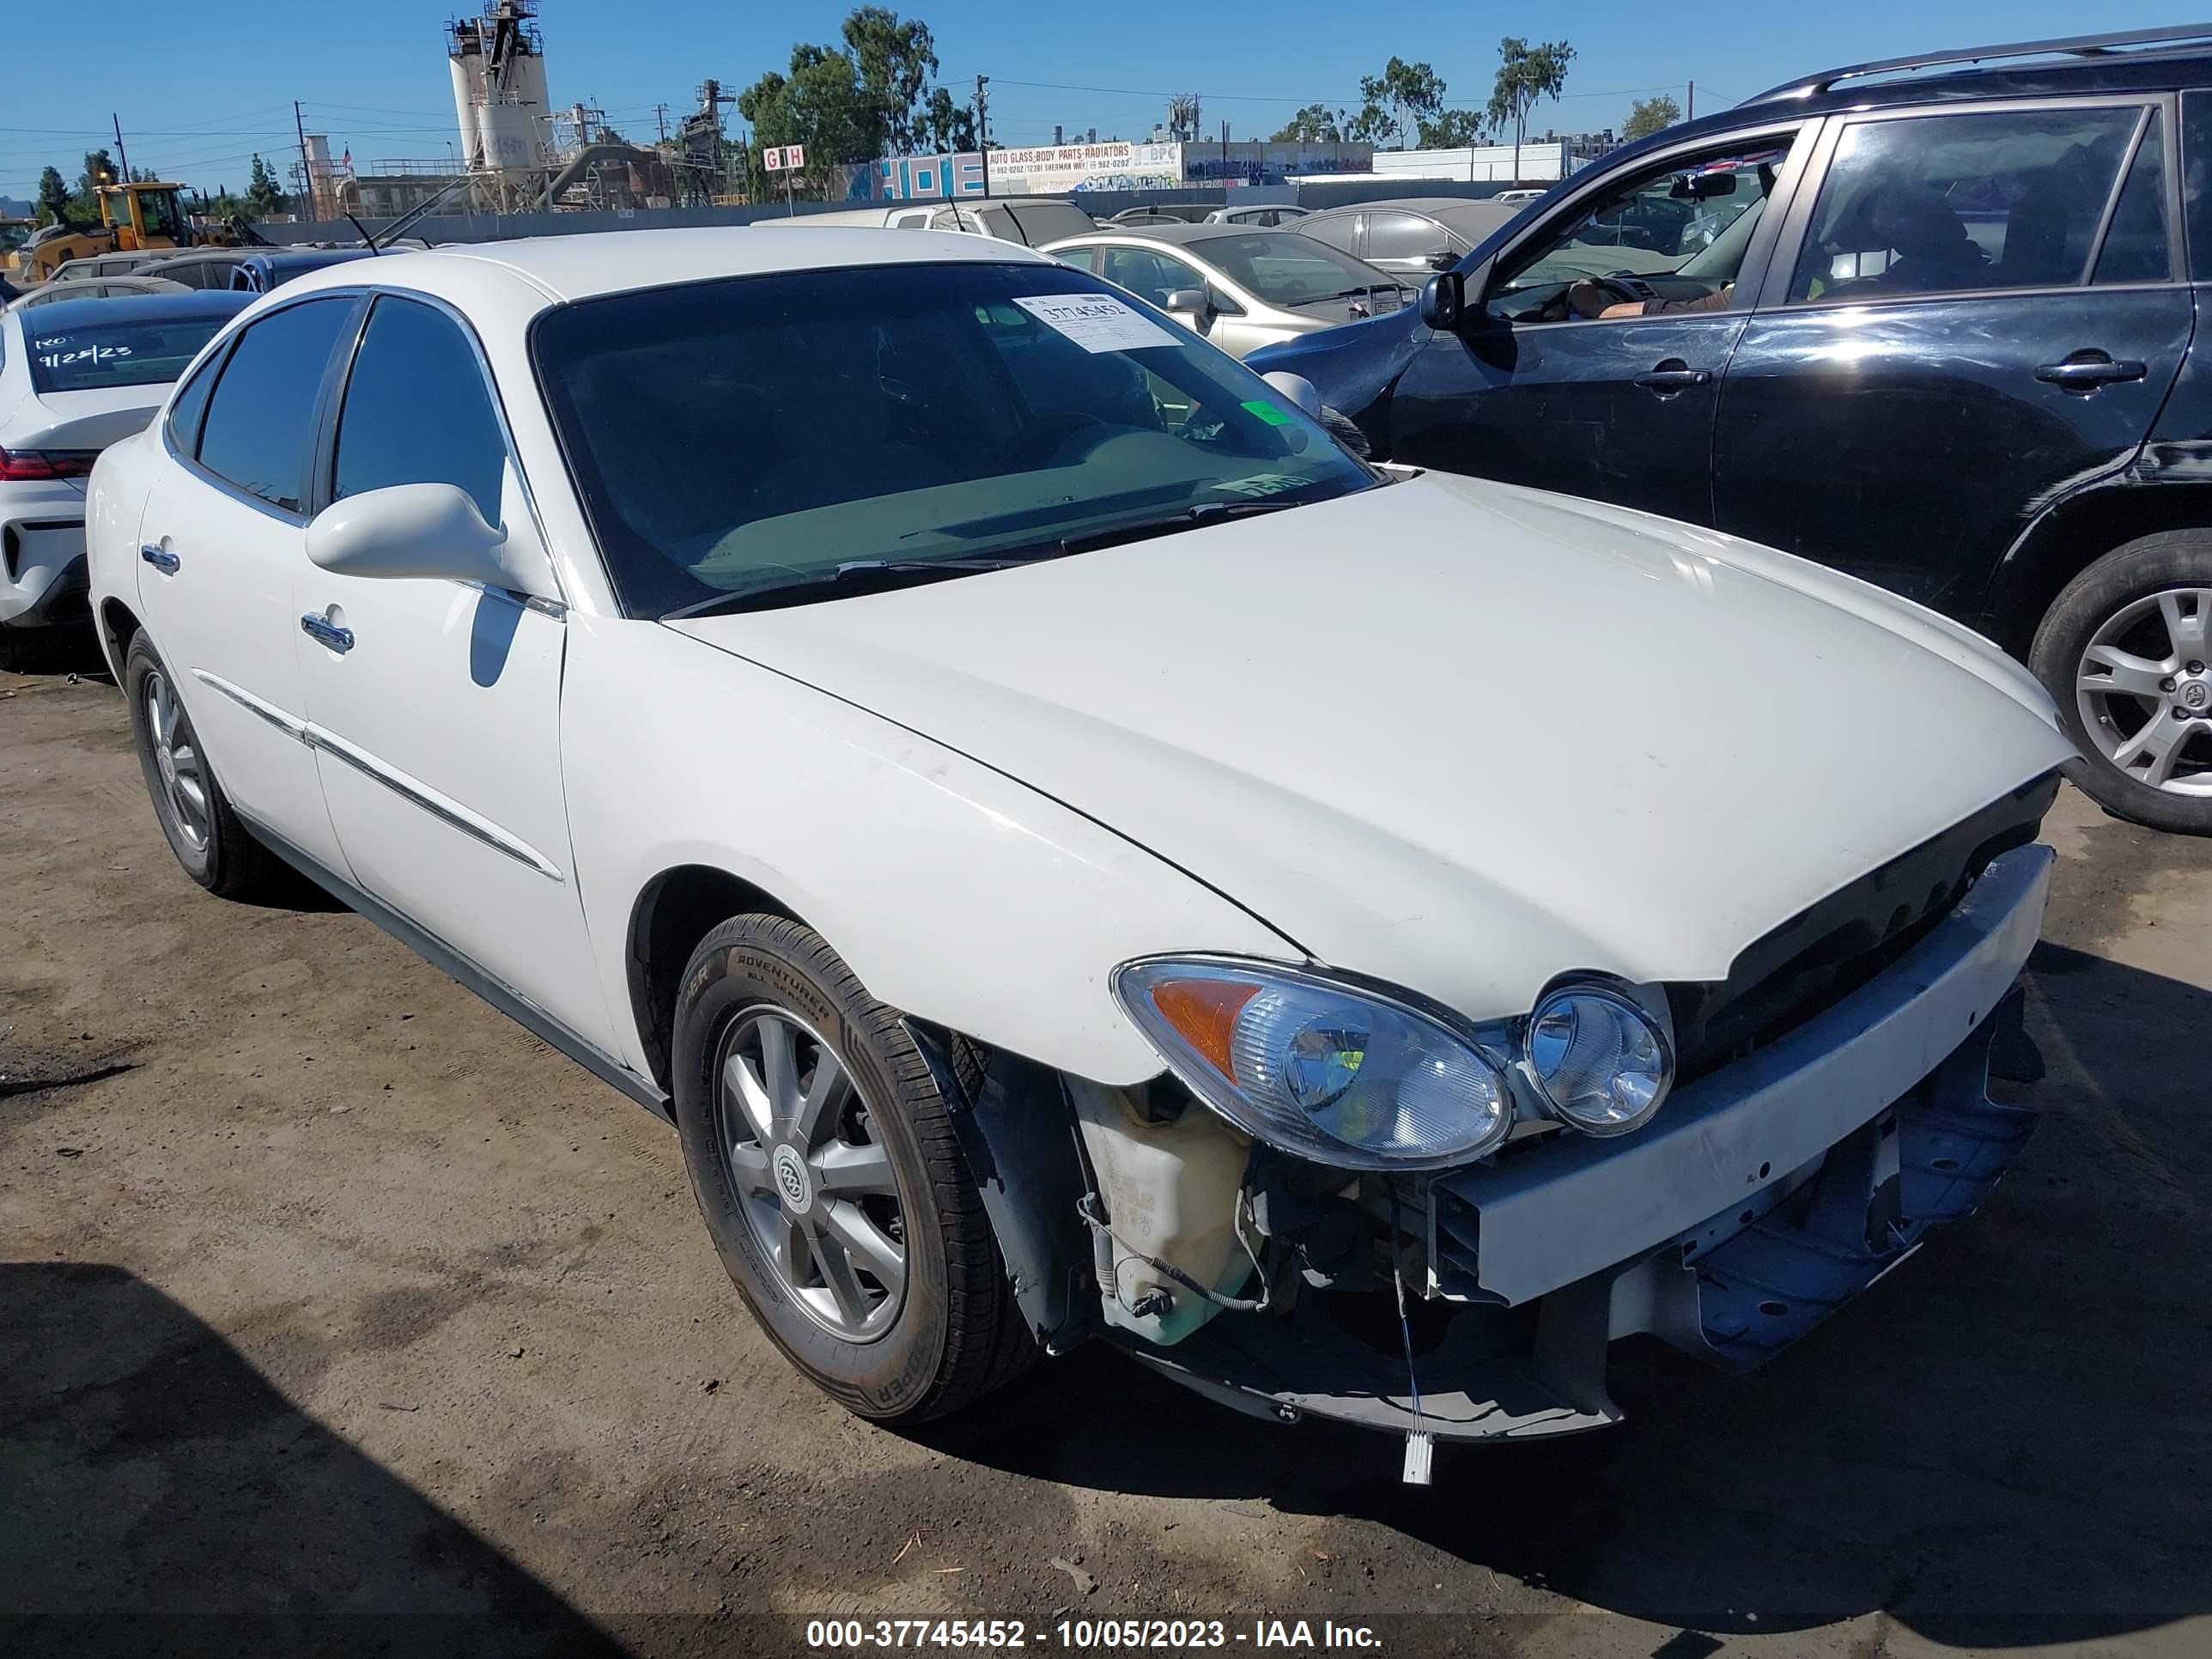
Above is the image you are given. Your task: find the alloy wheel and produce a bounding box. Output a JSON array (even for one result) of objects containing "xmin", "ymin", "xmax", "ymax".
[
  {"xmin": 713, "ymin": 1006, "xmax": 907, "ymax": 1342},
  {"xmin": 2075, "ymin": 586, "xmax": 2212, "ymax": 797},
  {"xmin": 143, "ymin": 667, "xmax": 211, "ymax": 851}
]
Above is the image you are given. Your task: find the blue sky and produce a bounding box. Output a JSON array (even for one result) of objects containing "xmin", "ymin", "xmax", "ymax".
[{"xmin": 0, "ymin": 2, "xmax": 2192, "ymax": 202}]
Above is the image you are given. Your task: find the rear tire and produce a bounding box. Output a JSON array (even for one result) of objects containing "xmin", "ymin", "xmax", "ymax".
[
  {"xmin": 2031, "ymin": 531, "xmax": 2212, "ymax": 836},
  {"xmin": 670, "ymin": 914, "xmax": 1036, "ymax": 1425},
  {"xmin": 124, "ymin": 632, "xmax": 285, "ymax": 898}
]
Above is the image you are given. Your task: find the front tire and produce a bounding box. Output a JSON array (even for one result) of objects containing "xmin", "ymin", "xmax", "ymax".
[
  {"xmin": 124, "ymin": 632, "xmax": 283, "ymax": 898},
  {"xmin": 670, "ymin": 915, "xmax": 1035, "ymax": 1424},
  {"xmin": 2031, "ymin": 532, "xmax": 2212, "ymax": 835}
]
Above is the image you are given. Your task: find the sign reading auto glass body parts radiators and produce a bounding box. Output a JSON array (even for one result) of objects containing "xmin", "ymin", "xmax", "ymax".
[{"xmin": 1012, "ymin": 294, "xmax": 1179, "ymax": 354}]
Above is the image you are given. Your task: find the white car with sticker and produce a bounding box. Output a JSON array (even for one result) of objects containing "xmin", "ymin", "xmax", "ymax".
[{"xmin": 86, "ymin": 228, "xmax": 2073, "ymax": 1466}]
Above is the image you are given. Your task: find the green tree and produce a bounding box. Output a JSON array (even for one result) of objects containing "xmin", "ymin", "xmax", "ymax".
[
  {"xmin": 1271, "ymin": 104, "xmax": 1342, "ymax": 143},
  {"xmin": 841, "ymin": 6, "xmax": 939, "ymax": 155},
  {"xmin": 35, "ymin": 165, "xmax": 73, "ymax": 225},
  {"xmin": 738, "ymin": 42, "xmax": 884, "ymax": 195},
  {"xmin": 1418, "ymin": 108, "xmax": 1489, "ymax": 149},
  {"xmin": 1350, "ymin": 58, "xmax": 1446, "ymax": 150},
  {"xmin": 1622, "ymin": 93, "xmax": 1681, "ymax": 142},
  {"xmin": 920, "ymin": 85, "xmax": 977, "ymax": 152},
  {"xmin": 76, "ymin": 149, "xmax": 118, "ymax": 197},
  {"xmin": 1486, "ymin": 39, "xmax": 1575, "ymax": 182},
  {"xmin": 244, "ymin": 154, "xmax": 289, "ymax": 219}
]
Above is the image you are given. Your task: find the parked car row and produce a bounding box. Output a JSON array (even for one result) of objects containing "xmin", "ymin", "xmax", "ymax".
[
  {"xmin": 14, "ymin": 26, "xmax": 2200, "ymax": 1486},
  {"xmin": 45, "ymin": 153, "xmax": 2076, "ymax": 1478}
]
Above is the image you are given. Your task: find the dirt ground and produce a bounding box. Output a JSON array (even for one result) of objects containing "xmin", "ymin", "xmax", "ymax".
[{"xmin": 4, "ymin": 659, "xmax": 2209, "ymax": 1659}]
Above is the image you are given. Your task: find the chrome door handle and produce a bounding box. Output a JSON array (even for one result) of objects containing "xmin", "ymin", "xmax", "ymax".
[
  {"xmin": 300, "ymin": 612, "xmax": 355, "ymax": 653},
  {"xmin": 2035, "ymin": 353, "xmax": 2147, "ymax": 391},
  {"xmin": 139, "ymin": 543, "xmax": 179, "ymax": 574},
  {"xmin": 1635, "ymin": 361, "xmax": 1713, "ymax": 394}
]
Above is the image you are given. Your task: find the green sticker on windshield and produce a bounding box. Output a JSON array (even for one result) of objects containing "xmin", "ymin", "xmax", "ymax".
[{"xmin": 1241, "ymin": 398, "xmax": 1294, "ymax": 427}]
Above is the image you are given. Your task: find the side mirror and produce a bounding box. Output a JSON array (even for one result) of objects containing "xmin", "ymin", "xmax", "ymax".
[
  {"xmin": 1260, "ymin": 371, "xmax": 1322, "ymax": 418},
  {"xmin": 1425, "ymin": 250, "xmax": 1458, "ymax": 272},
  {"xmin": 306, "ymin": 482, "xmax": 556, "ymax": 600},
  {"xmin": 1163, "ymin": 287, "xmax": 1211, "ymax": 318},
  {"xmin": 1419, "ymin": 270, "xmax": 1464, "ymax": 331}
]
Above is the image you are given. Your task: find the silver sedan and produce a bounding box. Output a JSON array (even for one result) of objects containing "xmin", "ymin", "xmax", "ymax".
[{"xmin": 1042, "ymin": 223, "xmax": 1407, "ymax": 358}]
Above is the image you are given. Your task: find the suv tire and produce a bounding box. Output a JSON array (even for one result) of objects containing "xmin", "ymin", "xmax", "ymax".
[
  {"xmin": 2032, "ymin": 532, "xmax": 2212, "ymax": 835},
  {"xmin": 670, "ymin": 914, "xmax": 1036, "ymax": 1424},
  {"xmin": 124, "ymin": 632, "xmax": 286, "ymax": 897}
]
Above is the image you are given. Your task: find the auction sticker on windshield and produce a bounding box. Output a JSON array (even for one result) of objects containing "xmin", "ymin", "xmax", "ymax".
[{"xmin": 1012, "ymin": 293, "xmax": 1178, "ymax": 353}]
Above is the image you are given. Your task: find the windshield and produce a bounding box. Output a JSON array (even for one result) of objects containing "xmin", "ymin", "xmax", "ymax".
[
  {"xmin": 532, "ymin": 261, "xmax": 1376, "ymax": 619},
  {"xmin": 26, "ymin": 313, "xmax": 232, "ymax": 394},
  {"xmin": 1192, "ymin": 233, "xmax": 1405, "ymax": 306}
]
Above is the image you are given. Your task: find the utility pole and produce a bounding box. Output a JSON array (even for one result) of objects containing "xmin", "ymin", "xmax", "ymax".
[
  {"xmin": 1686, "ymin": 81, "xmax": 1695, "ymax": 121},
  {"xmin": 111, "ymin": 113, "xmax": 131, "ymax": 183},
  {"xmin": 975, "ymin": 74, "xmax": 990, "ymax": 197},
  {"xmin": 295, "ymin": 100, "xmax": 316, "ymax": 222},
  {"xmin": 654, "ymin": 103, "xmax": 670, "ymax": 143},
  {"xmin": 1222, "ymin": 118, "xmax": 1229, "ymax": 185}
]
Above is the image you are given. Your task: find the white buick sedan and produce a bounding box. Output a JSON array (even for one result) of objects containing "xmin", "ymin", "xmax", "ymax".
[{"xmin": 88, "ymin": 228, "xmax": 2073, "ymax": 1469}]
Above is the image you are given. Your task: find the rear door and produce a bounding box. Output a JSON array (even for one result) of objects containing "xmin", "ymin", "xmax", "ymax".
[
  {"xmin": 134, "ymin": 295, "xmax": 358, "ymax": 872},
  {"xmin": 1711, "ymin": 96, "xmax": 2192, "ymax": 616},
  {"xmin": 292, "ymin": 292, "xmax": 616, "ymax": 1049}
]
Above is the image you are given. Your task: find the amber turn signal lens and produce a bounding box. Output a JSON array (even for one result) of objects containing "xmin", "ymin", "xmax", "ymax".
[{"xmin": 1146, "ymin": 978, "xmax": 1260, "ymax": 1081}]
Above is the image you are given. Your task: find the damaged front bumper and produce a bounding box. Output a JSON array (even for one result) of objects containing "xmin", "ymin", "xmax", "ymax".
[{"xmin": 1125, "ymin": 842, "xmax": 2055, "ymax": 1442}]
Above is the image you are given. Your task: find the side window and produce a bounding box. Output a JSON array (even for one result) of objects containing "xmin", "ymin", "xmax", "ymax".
[
  {"xmin": 333, "ymin": 296, "xmax": 508, "ymax": 526},
  {"xmin": 1054, "ymin": 245, "xmax": 1100, "ymax": 273},
  {"xmin": 2185, "ymin": 91, "xmax": 2212, "ymax": 278},
  {"xmin": 1365, "ymin": 211, "xmax": 1448, "ymax": 262},
  {"xmin": 1301, "ymin": 214, "xmax": 1361, "ymax": 256},
  {"xmin": 1487, "ymin": 135, "xmax": 1797, "ymax": 319},
  {"xmin": 1789, "ymin": 106, "xmax": 2148, "ymax": 302},
  {"xmin": 1099, "ymin": 246, "xmax": 1203, "ymax": 307},
  {"xmin": 195, "ymin": 298, "xmax": 353, "ymax": 513},
  {"xmin": 2094, "ymin": 112, "xmax": 2172, "ymax": 283},
  {"xmin": 164, "ymin": 344, "xmax": 225, "ymax": 457}
]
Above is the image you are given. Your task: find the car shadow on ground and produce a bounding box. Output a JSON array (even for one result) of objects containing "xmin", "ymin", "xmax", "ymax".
[
  {"xmin": 920, "ymin": 944, "xmax": 2212, "ymax": 1649},
  {"xmin": 0, "ymin": 1261, "xmax": 627, "ymax": 1659}
]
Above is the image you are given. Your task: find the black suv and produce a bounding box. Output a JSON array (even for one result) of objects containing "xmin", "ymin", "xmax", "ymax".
[{"xmin": 1250, "ymin": 26, "xmax": 2212, "ymax": 834}]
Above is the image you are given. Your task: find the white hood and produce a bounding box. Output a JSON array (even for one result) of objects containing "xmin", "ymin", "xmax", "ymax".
[{"xmin": 672, "ymin": 474, "xmax": 2074, "ymax": 1022}]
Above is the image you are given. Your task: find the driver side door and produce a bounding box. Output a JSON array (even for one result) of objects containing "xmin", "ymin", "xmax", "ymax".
[{"xmin": 1389, "ymin": 122, "xmax": 1814, "ymax": 525}]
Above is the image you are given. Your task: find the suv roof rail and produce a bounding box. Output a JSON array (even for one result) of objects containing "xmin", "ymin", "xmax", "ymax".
[{"xmin": 1742, "ymin": 22, "xmax": 2212, "ymax": 106}]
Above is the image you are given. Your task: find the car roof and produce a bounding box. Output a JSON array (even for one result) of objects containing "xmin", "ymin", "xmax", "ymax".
[
  {"xmin": 8, "ymin": 289, "xmax": 252, "ymax": 334},
  {"xmin": 1051, "ymin": 222, "xmax": 1298, "ymax": 247},
  {"xmin": 142, "ymin": 248, "xmax": 252, "ymax": 269},
  {"xmin": 247, "ymin": 247, "xmax": 377, "ymax": 271},
  {"xmin": 277, "ymin": 226, "xmax": 1055, "ymax": 307},
  {"xmin": 1594, "ymin": 29, "xmax": 2212, "ymax": 176}
]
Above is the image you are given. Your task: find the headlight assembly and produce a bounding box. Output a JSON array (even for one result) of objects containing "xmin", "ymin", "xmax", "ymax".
[
  {"xmin": 1111, "ymin": 957, "xmax": 1513, "ymax": 1170},
  {"xmin": 1525, "ymin": 982, "xmax": 1674, "ymax": 1136}
]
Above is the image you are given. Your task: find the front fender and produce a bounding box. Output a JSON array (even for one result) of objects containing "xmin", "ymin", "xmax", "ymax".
[{"xmin": 559, "ymin": 613, "xmax": 1299, "ymax": 1086}]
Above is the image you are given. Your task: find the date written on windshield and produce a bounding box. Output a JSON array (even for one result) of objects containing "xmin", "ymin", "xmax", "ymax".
[{"xmin": 805, "ymin": 1617, "xmax": 1383, "ymax": 1649}]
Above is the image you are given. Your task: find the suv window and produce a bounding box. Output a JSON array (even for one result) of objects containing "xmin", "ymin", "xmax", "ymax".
[
  {"xmin": 1489, "ymin": 135, "xmax": 1797, "ymax": 318},
  {"xmin": 1365, "ymin": 211, "xmax": 1448, "ymax": 262},
  {"xmin": 2093, "ymin": 111, "xmax": 2172, "ymax": 283},
  {"xmin": 1789, "ymin": 106, "xmax": 2148, "ymax": 302},
  {"xmin": 194, "ymin": 298, "xmax": 352, "ymax": 513},
  {"xmin": 333, "ymin": 296, "xmax": 507, "ymax": 525}
]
